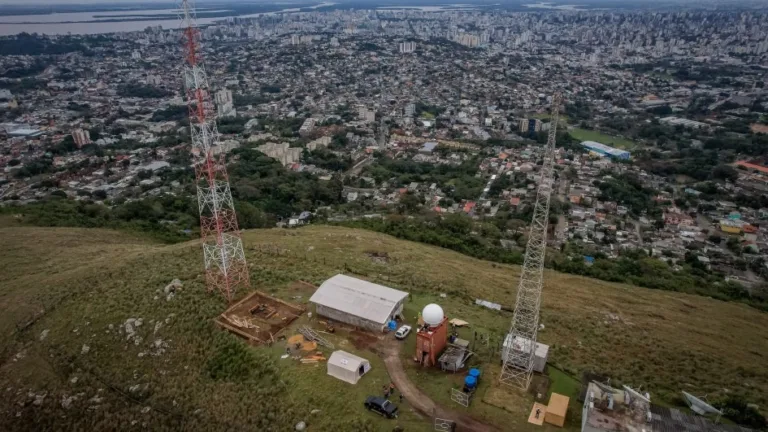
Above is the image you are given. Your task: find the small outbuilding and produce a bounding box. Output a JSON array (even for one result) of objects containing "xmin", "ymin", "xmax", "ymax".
[
  {"xmin": 310, "ymin": 274, "xmax": 409, "ymax": 332},
  {"xmin": 545, "ymin": 392, "xmax": 569, "ymax": 427},
  {"xmin": 502, "ymin": 334, "xmax": 549, "ymax": 373},
  {"xmin": 327, "ymin": 350, "xmax": 371, "ymax": 385}
]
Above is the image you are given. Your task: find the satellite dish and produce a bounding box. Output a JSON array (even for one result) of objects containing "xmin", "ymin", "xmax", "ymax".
[
  {"xmin": 422, "ymin": 304, "xmax": 444, "ymax": 326},
  {"xmin": 682, "ymin": 391, "xmax": 722, "ymax": 416},
  {"xmin": 623, "ymin": 385, "xmax": 651, "ymax": 404}
]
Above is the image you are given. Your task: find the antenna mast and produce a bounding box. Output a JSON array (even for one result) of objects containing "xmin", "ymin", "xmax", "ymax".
[
  {"xmin": 500, "ymin": 93, "xmax": 562, "ymax": 389},
  {"xmin": 179, "ymin": 0, "xmax": 249, "ymax": 302}
]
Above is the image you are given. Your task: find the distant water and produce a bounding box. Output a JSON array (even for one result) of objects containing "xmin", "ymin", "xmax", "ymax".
[
  {"xmin": 0, "ymin": 9, "xmax": 226, "ymax": 36},
  {"xmin": 376, "ymin": 4, "xmax": 479, "ymax": 11},
  {"xmin": 523, "ymin": 3, "xmax": 583, "ymax": 10},
  {"xmin": 0, "ymin": 2, "xmax": 336, "ymax": 36}
]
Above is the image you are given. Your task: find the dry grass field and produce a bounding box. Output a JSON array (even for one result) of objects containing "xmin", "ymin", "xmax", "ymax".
[{"xmin": 0, "ymin": 224, "xmax": 766, "ymax": 431}]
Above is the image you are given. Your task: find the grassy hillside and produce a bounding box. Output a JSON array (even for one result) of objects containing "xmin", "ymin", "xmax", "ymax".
[{"xmin": 0, "ymin": 224, "xmax": 766, "ymax": 431}]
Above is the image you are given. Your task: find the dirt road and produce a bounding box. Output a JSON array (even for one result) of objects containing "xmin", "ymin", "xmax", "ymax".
[{"xmin": 377, "ymin": 340, "xmax": 500, "ymax": 432}]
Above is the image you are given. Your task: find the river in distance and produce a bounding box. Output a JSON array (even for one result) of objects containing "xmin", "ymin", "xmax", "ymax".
[{"xmin": 0, "ymin": 3, "xmax": 335, "ymax": 36}]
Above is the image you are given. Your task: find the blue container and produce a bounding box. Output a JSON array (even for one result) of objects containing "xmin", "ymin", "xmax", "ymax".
[
  {"xmin": 388, "ymin": 320, "xmax": 397, "ymax": 331},
  {"xmin": 469, "ymin": 368, "xmax": 481, "ymax": 378},
  {"xmin": 464, "ymin": 376, "xmax": 477, "ymax": 389}
]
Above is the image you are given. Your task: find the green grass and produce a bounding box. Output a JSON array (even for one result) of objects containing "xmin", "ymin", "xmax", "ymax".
[
  {"xmin": 261, "ymin": 318, "xmax": 430, "ymax": 432},
  {"xmin": 568, "ymin": 127, "xmax": 636, "ymax": 150},
  {"xmin": 1, "ymin": 225, "xmax": 767, "ymax": 430},
  {"xmin": 547, "ymin": 366, "xmax": 581, "ymax": 402}
]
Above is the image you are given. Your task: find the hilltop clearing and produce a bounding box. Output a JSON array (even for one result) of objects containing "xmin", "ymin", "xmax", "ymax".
[{"xmin": 0, "ymin": 225, "xmax": 766, "ymax": 431}]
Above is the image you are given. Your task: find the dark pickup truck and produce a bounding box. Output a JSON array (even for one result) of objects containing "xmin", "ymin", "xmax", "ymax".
[{"xmin": 364, "ymin": 395, "xmax": 398, "ymax": 419}]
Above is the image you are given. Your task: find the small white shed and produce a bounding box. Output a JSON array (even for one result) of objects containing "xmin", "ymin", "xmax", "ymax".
[{"xmin": 327, "ymin": 350, "xmax": 371, "ymax": 385}]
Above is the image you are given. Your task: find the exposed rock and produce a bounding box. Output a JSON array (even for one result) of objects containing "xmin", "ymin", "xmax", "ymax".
[
  {"xmin": 151, "ymin": 339, "xmax": 169, "ymax": 356},
  {"xmin": 39, "ymin": 329, "xmax": 50, "ymax": 341},
  {"xmin": 295, "ymin": 421, "xmax": 307, "ymax": 431},
  {"xmin": 163, "ymin": 279, "xmax": 183, "ymax": 295},
  {"xmin": 81, "ymin": 344, "xmax": 90, "ymax": 355},
  {"xmin": 310, "ymin": 409, "xmax": 321, "ymax": 415},
  {"xmin": 33, "ymin": 393, "xmax": 46, "ymax": 406},
  {"xmin": 61, "ymin": 395, "xmax": 75, "ymax": 410}
]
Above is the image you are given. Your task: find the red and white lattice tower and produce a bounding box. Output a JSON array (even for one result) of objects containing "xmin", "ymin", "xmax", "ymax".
[{"xmin": 179, "ymin": 0, "xmax": 249, "ymax": 302}]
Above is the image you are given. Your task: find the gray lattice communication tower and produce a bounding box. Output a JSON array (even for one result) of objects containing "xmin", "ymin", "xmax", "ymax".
[{"xmin": 500, "ymin": 93, "xmax": 562, "ymax": 389}]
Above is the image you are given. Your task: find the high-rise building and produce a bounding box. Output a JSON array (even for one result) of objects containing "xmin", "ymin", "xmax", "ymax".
[
  {"xmin": 519, "ymin": 118, "xmax": 542, "ymax": 135},
  {"xmin": 399, "ymin": 41, "xmax": 416, "ymax": 53},
  {"xmin": 214, "ymin": 89, "xmax": 233, "ymax": 106},
  {"xmin": 131, "ymin": 50, "xmax": 141, "ymax": 60},
  {"xmin": 215, "ymin": 89, "xmax": 236, "ymax": 118},
  {"xmin": 359, "ymin": 107, "xmax": 375, "ymax": 123},
  {"xmin": 299, "ymin": 118, "xmax": 317, "ymax": 136},
  {"xmin": 455, "ymin": 33, "xmax": 480, "ymax": 48},
  {"xmin": 404, "ymin": 103, "xmax": 415, "ymax": 117},
  {"xmin": 72, "ymin": 128, "xmax": 91, "ymax": 148}
]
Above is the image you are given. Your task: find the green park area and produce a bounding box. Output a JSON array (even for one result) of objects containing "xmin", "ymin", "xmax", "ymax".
[{"xmin": 568, "ymin": 127, "xmax": 637, "ymax": 150}]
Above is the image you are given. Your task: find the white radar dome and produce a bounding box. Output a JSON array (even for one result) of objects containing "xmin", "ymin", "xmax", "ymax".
[{"xmin": 422, "ymin": 304, "xmax": 444, "ymax": 326}]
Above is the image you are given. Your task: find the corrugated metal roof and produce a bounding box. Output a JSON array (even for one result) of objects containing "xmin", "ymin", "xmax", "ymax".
[{"xmin": 310, "ymin": 274, "xmax": 408, "ymax": 325}]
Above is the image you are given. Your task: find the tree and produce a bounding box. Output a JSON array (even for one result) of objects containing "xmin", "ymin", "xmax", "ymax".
[
  {"xmin": 398, "ymin": 192, "xmax": 422, "ymax": 214},
  {"xmin": 236, "ymin": 201, "xmax": 269, "ymax": 229},
  {"xmin": 726, "ymin": 236, "xmax": 741, "ymax": 253},
  {"xmin": 711, "ymin": 164, "xmax": 739, "ymax": 182}
]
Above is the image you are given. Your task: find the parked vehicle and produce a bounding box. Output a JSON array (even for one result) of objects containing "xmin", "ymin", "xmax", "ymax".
[
  {"xmin": 394, "ymin": 325, "xmax": 412, "ymax": 340},
  {"xmin": 364, "ymin": 395, "xmax": 398, "ymax": 419}
]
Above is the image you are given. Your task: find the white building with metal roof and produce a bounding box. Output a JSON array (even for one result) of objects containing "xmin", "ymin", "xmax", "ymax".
[{"xmin": 309, "ymin": 274, "xmax": 408, "ymax": 332}]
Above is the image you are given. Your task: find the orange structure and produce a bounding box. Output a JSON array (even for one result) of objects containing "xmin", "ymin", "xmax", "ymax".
[{"xmin": 415, "ymin": 317, "xmax": 448, "ymax": 367}]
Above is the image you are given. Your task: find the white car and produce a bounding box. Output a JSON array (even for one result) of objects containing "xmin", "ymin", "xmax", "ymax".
[{"xmin": 394, "ymin": 325, "xmax": 412, "ymax": 340}]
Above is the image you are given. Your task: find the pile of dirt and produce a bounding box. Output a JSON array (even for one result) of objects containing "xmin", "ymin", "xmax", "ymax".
[
  {"xmin": 350, "ymin": 330, "xmax": 379, "ymax": 350},
  {"xmin": 365, "ymin": 251, "xmax": 390, "ymax": 265},
  {"xmin": 287, "ymin": 334, "xmax": 317, "ymax": 352}
]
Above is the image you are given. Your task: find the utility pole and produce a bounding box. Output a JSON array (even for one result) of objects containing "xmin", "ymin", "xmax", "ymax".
[{"xmin": 500, "ymin": 93, "xmax": 562, "ymax": 389}]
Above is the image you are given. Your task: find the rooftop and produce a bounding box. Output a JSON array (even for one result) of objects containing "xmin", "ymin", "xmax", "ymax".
[{"xmin": 309, "ymin": 274, "xmax": 408, "ymax": 325}]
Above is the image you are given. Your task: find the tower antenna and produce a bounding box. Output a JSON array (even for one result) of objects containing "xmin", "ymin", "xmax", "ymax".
[
  {"xmin": 179, "ymin": 0, "xmax": 249, "ymax": 302},
  {"xmin": 500, "ymin": 93, "xmax": 562, "ymax": 389}
]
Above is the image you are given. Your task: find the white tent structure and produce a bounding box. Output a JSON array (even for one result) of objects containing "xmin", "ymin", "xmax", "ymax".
[{"xmin": 327, "ymin": 350, "xmax": 371, "ymax": 385}]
